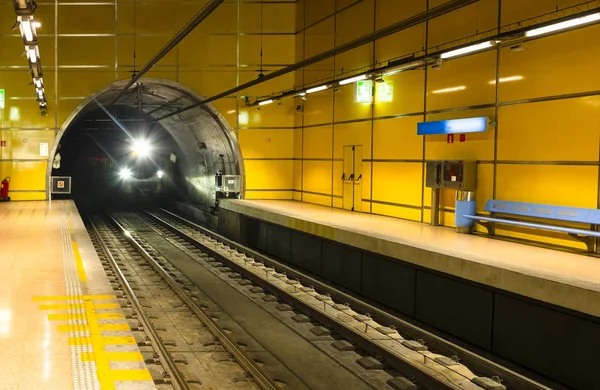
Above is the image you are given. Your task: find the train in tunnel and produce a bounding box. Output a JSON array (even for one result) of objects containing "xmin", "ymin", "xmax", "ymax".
[
  {"xmin": 111, "ymin": 138, "xmax": 178, "ymax": 199},
  {"xmin": 54, "ymin": 132, "xmax": 183, "ymax": 210},
  {"xmin": 50, "ymin": 82, "xmax": 244, "ymax": 212}
]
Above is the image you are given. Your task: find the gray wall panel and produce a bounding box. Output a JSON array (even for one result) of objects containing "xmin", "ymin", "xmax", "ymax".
[
  {"xmin": 493, "ymin": 294, "xmax": 600, "ymax": 389},
  {"xmin": 415, "ymin": 271, "xmax": 493, "ymax": 349},
  {"xmin": 266, "ymin": 223, "xmax": 291, "ymax": 262},
  {"xmin": 290, "ymin": 232, "xmax": 322, "ymax": 275},
  {"xmin": 322, "ymin": 241, "xmax": 362, "ymax": 292},
  {"xmin": 361, "ymin": 253, "xmax": 416, "ymax": 316}
]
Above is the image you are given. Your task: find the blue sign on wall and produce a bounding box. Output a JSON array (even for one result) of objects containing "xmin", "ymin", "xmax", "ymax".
[{"xmin": 417, "ymin": 117, "xmax": 489, "ymax": 135}]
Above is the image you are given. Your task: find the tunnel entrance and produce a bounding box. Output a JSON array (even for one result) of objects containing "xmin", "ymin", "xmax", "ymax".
[{"xmin": 50, "ymin": 79, "xmax": 244, "ymax": 213}]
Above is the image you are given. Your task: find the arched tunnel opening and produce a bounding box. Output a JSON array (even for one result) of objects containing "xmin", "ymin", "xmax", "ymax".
[{"xmin": 50, "ymin": 79, "xmax": 244, "ymax": 216}]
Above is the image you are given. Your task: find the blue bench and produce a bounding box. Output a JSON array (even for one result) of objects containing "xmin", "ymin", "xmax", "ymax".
[{"xmin": 463, "ymin": 200, "xmax": 600, "ymax": 252}]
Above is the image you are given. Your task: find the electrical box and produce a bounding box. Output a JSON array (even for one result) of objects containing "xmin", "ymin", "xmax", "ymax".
[
  {"xmin": 220, "ymin": 175, "xmax": 241, "ymax": 194},
  {"xmin": 426, "ymin": 161, "xmax": 443, "ymax": 188},
  {"xmin": 425, "ymin": 161, "xmax": 477, "ymax": 190}
]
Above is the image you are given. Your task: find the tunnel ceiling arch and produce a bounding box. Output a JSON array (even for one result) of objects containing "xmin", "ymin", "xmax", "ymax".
[{"xmin": 51, "ymin": 78, "xmax": 244, "ymax": 208}]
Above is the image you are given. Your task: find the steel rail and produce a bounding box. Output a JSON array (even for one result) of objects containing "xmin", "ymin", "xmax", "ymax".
[
  {"xmin": 109, "ymin": 0, "xmax": 224, "ymax": 105},
  {"xmin": 149, "ymin": 208, "xmax": 556, "ymax": 390},
  {"xmin": 154, "ymin": 0, "xmax": 479, "ymax": 121},
  {"xmin": 142, "ymin": 211, "xmax": 479, "ymax": 390},
  {"xmin": 107, "ymin": 214, "xmax": 280, "ymax": 390},
  {"xmin": 90, "ymin": 219, "xmax": 191, "ymax": 390}
]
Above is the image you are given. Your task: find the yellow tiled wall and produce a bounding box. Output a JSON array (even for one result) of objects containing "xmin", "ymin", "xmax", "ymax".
[
  {"xmin": 293, "ymin": 0, "xmax": 600, "ymax": 249},
  {"xmin": 0, "ymin": 0, "xmax": 297, "ymax": 200},
  {"xmin": 3, "ymin": 0, "xmax": 600, "ymax": 250}
]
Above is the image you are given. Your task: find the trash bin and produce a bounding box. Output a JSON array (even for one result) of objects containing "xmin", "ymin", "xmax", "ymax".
[{"xmin": 455, "ymin": 190, "xmax": 475, "ymax": 234}]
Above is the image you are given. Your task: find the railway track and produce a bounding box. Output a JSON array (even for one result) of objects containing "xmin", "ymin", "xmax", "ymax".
[
  {"xmin": 89, "ymin": 216, "xmax": 268, "ymax": 390},
  {"xmin": 88, "ymin": 209, "xmax": 553, "ymax": 390}
]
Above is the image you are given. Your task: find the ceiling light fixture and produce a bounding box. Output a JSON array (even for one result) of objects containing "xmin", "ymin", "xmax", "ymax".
[
  {"xmin": 440, "ymin": 41, "xmax": 495, "ymax": 59},
  {"xmin": 258, "ymin": 99, "xmax": 274, "ymax": 106},
  {"xmin": 19, "ymin": 18, "xmax": 34, "ymax": 42},
  {"xmin": 339, "ymin": 74, "xmax": 368, "ymax": 85},
  {"xmin": 382, "ymin": 60, "xmax": 425, "ymax": 76},
  {"xmin": 26, "ymin": 46, "xmax": 38, "ymax": 63},
  {"xmin": 306, "ymin": 85, "xmax": 329, "ymax": 94},
  {"xmin": 525, "ymin": 13, "xmax": 600, "ymax": 37}
]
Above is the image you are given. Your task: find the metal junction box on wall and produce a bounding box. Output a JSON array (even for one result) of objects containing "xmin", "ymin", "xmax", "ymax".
[
  {"xmin": 220, "ymin": 175, "xmax": 241, "ymax": 194},
  {"xmin": 425, "ymin": 161, "xmax": 477, "ymax": 191}
]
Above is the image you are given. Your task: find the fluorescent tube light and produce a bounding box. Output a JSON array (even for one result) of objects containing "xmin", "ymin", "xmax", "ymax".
[
  {"xmin": 258, "ymin": 99, "xmax": 274, "ymax": 106},
  {"xmin": 19, "ymin": 18, "xmax": 34, "ymax": 42},
  {"xmin": 26, "ymin": 46, "xmax": 37, "ymax": 63},
  {"xmin": 440, "ymin": 41, "xmax": 494, "ymax": 59},
  {"xmin": 306, "ymin": 85, "xmax": 328, "ymax": 94},
  {"xmin": 33, "ymin": 78, "xmax": 43, "ymax": 88},
  {"xmin": 525, "ymin": 13, "xmax": 600, "ymax": 37},
  {"xmin": 339, "ymin": 74, "xmax": 367, "ymax": 85},
  {"xmin": 382, "ymin": 60, "xmax": 425, "ymax": 76},
  {"xmin": 432, "ymin": 86, "xmax": 466, "ymax": 94}
]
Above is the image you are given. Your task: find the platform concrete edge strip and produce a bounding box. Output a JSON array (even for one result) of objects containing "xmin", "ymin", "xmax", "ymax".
[{"xmin": 219, "ymin": 200, "xmax": 600, "ymax": 318}]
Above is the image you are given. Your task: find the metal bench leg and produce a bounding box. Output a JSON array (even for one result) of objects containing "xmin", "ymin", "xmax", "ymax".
[
  {"xmin": 479, "ymin": 221, "xmax": 495, "ymax": 236},
  {"xmin": 568, "ymin": 233, "xmax": 594, "ymax": 252}
]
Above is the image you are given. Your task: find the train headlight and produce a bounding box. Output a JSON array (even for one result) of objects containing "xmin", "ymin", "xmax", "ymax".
[
  {"xmin": 156, "ymin": 170, "xmax": 164, "ymax": 179},
  {"xmin": 132, "ymin": 139, "xmax": 151, "ymax": 157},
  {"xmin": 119, "ymin": 167, "xmax": 132, "ymax": 180}
]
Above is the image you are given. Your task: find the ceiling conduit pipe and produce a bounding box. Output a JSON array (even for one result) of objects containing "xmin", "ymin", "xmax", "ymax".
[
  {"xmin": 109, "ymin": 0, "xmax": 225, "ymax": 105},
  {"xmin": 156, "ymin": 0, "xmax": 479, "ymax": 121}
]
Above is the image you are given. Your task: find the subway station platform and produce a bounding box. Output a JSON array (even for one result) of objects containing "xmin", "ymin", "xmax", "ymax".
[
  {"xmin": 220, "ymin": 199, "xmax": 600, "ymax": 317},
  {"xmin": 218, "ymin": 199, "xmax": 600, "ymax": 388},
  {"xmin": 0, "ymin": 201, "xmax": 153, "ymax": 390}
]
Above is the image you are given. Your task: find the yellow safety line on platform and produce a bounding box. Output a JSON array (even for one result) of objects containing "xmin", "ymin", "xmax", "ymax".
[
  {"xmin": 95, "ymin": 312, "xmax": 126, "ymax": 320},
  {"xmin": 57, "ymin": 323, "xmax": 130, "ymax": 333},
  {"xmin": 72, "ymin": 241, "xmax": 87, "ymax": 282},
  {"xmin": 47, "ymin": 312, "xmax": 125, "ymax": 321},
  {"xmin": 85, "ymin": 300, "xmax": 115, "ymax": 390},
  {"xmin": 33, "ymin": 295, "xmax": 116, "ymax": 302},
  {"xmin": 67, "ymin": 217, "xmax": 87, "ymax": 282},
  {"xmin": 38, "ymin": 303, "xmax": 120, "ymax": 311},
  {"xmin": 82, "ymin": 352, "xmax": 144, "ymax": 362},
  {"xmin": 38, "ymin": 294, "xmax": 152, "ymax": 388},
  {"xmin": 68, "ymin": 335, "xmax": 137, "ymax": 346}
]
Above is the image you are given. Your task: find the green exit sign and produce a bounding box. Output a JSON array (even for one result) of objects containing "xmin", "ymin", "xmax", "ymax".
[
  {"xmin": 356, "ymin": 80, "xmax": 373, "ymax": 103},
  {"xmin": 377, "ymin": 81, "xmax": 394, "ymax": 102},
  {"xmin": 0, "ymin": 89, "xmax": 4, "ymax": 109}
]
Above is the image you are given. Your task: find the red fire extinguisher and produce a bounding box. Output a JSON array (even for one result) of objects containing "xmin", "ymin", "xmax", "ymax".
[{"xmin": 1, "ymin": 177, "xmax": 10, "ymax": 202}]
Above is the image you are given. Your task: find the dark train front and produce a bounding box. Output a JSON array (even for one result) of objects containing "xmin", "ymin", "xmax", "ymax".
[
  {"xmin": 52, "ymin": 106, "xmax": 185, "ymax": 210},
  {"xmin": 114, "ymin": 138, "xmax": 177, "ymax": 200},
  {"xmin": 57, "ymin": 135, "xmax": 181, "ymax": 210}
]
